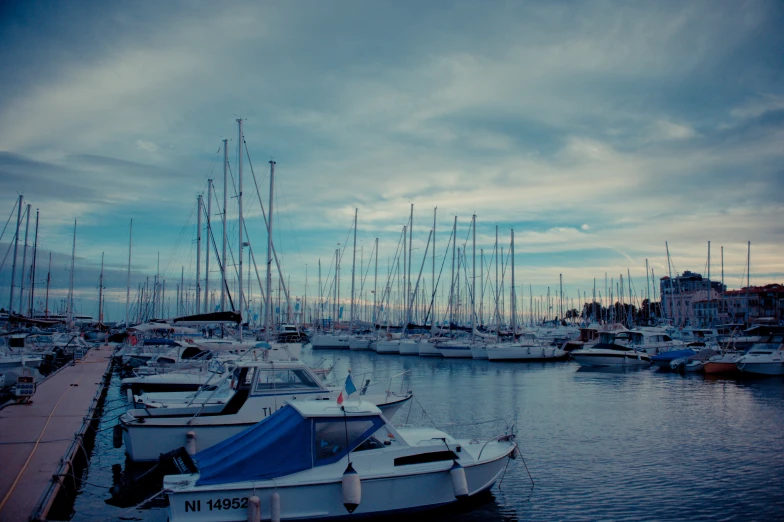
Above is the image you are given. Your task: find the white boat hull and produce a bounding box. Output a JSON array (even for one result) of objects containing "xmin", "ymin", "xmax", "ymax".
[
  {"xmin": 397, "ymin": 341, "xmax": 421, "ymax": 355},
  {"xmin": 121, "ymin": 395, "xmax": 411, "ymax": 462},
  {"xmin": 571, "ymin": 352, "xmax": 651, "ymax": 367},
  {"xmin": 737, "ymin": 361, "xmax": 784, "ymax": 376},
  {"xmin": 486, "ymin": 345, "xmax": 567, "ymax": 362},
  {"xmin": 375, "ymin": 341, "xmax": 401, "ymax": 354},
  {"xmin": 310, "ymin": 335, "xmax": 350, "ymax": 350},
  {"xmin": 167, "ymin": 444, "xmax": 512, "ymax": 521},
  {"xmin": 418, "ymin": 341, "xmax": 442, "ymax": 357},
  {"xmin": 437, "ymin": 343, "xmax": 473, "ymax": 359}
]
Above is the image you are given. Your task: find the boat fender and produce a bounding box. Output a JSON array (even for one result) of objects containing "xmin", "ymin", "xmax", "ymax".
[
  {"xmin": 247, "ymin": 495, "xmax": 261, "ymax": 522},
  {"xmin": 126, "ymin": 389, "xmax": 134, "ymax": 403},
  {"xmin": 185, "ymin": 431, "xmax": 196, "ymax": 455},
  {"xmin": 342, "ymin": 462, "xmax": 361, "ymax": 513},
  {"xmin": 270, "ymin": 492, "xmax": 281, "ymax": 522},
  {"xmin": 450, "ymin": 460, "xmax": 469, "ymax": 498},
  {"xmin": 112, "ymin": 424, "xmax": 123, "ymax": 449}
]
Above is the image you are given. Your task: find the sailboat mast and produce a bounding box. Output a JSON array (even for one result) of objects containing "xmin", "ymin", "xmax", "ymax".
[
  {"xmin": 408, "ymin": 204, "xmax": 413, "ymax": 327},
  {"xmin": 237, "ymin": 119, "xmax": 244, "ymax": 340},
  {"xmin": 432, "ymin": 207, "xmax": 436, "ymax": 326},
  {"xmin": 9, "ymin": 195, "xmax": 22, "ymax": 313},
  {"xmin": 265, "ymin": 159, "xmax": 275, "ymax": 340},
  {"xmin": 19, "ymin": 204, "xmax": 31, "ymax": 313},
  {"xmin": 495, "ymin": 225, "xmax": 499, "ymax": 334},
  {"xmin": 29, "ymin": 209, "xmax": 39, "ymax": 316},
  {"xmin": 449, "ymin": 216, "xmax": 457, "ymax": 330},
  {"xmin": 196, "ymin": 194, "xmax": 202, "ymax": 313},
  {"xmin": 511, "ymin": 228, "xmax": 515, "ymax": 338},
  {"xmin": 67, "ymin": 220, "xmax": 76, "ymax": 325},
  {"xmin": 349, "ymin": 208, "xmax": 357, "ymax": 332},
  {"xmin": 472, "ymin": 214, "xmax": 476, "ymax": 336},
  {"xmin": 402, "ymin": 225, "xmax": 407, "ymax": 328},
  {"xmin": 125, "ymin": 219, "xmax": 132, "ymax": 326},
  {"xmin": 45, "ymin": 252, "xmax": 51, "ymax": 318},
  {"xmin": 205, "ymin": 179, "xmax": 212, "ymax": 313},
  {"xmin": 99, "ymin": 252, "xmax": 104, "ymax": 323},
  {"xmin": 221, "ymin": 139, "xmax": 228, "ymax": 312},
  {"xmin": 373, "ymin": 238, "xmax": 378, "ymax": 325}
]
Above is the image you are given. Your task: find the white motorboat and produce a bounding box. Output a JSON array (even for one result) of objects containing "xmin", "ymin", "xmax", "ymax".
[
  {"xmin": 164, "ymin": 400, "xmax": 516, "ymax": 521},
  {"xmin": 485, "ymin": 341, "xmax": 567, "ymax": 362},
  {"xmin": 736, "ymin": 333, "xmax": 784, "ymax": 376},
  {"xmin": 570, "ymin": 332, "xmax": 652, "ymax": 367},
  {"xmin": 620, "ymin": 329, "xmax": 685, "ymax": 355},
  {"xmin": 118, "ymin": 355, "xmax": 413, "ymax": 462}
]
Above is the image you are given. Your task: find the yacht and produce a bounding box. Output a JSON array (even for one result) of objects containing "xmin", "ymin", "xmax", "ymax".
[
  {"xmin": 164, "ymin": 400, "xmax": 516, "ymax": 521},
  {"xmin": 570, "ymin": 331, "xmax": 652, "ymax": 367},
  {"xmin": 485, "ymin": 340, "xmax": 567, "ymax": 362},
  {"xmin": 117, "ymin": 353, "xmax": 413, "ymax": 462},
  {"xmin": 736, "ymin": 332, "xmax": 784, "ymax": 376}
]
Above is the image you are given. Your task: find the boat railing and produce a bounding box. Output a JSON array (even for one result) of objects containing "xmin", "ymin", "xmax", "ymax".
[{"xmin": 353, "ymin": 369, "xmax": 412, "ymax": 397}]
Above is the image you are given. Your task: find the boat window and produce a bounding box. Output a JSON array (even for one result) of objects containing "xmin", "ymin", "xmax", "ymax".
[
  {"xmin": 254, "ymin": 369, "xmax": 322, "ymax": 392},
  {"xmin": 662, "ymin": 335, "xmax": 672, "ymax": 342},
  {"xmin": 158, "ymin": 357, "xmax": 176, "ymax": 364},
  {"xmin": 313, "ymin": 417, "xmax": 385, "ymax": 466}
]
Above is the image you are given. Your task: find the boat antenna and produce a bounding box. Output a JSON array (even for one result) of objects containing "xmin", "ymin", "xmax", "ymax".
[{"xmin": 342, "ymin": 405, "xmax": 351, "ymax": 466}]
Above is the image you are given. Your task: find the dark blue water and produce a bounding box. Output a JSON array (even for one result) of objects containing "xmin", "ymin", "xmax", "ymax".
[{"xmin": 72, "ymin": 350, "xmax": 784, "ymax": 521}]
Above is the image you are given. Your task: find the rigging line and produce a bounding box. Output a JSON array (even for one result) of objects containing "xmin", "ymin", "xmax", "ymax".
[
  {"xmin": 161, "ymin": 200, "xmax": 198, "ymax": 278},
  {"xmin": 0, "ymin": 197, "xmax": 18, "ymax": 244},
  {"xmin": 422, "ymin": 223, "xmax": 455, "ymax": 327}
]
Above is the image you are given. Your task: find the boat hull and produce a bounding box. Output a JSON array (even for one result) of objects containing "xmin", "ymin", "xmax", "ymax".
[
  {"xmin": 571, "ymin": 352, "xmax": 651, "ymax": 367},
  {"xmin": 167, "ymin": 446, "xmax": 512, "ymax": 521},
  {"xmin": 486, "ymin": 345, "xmax": 567, "ymax": 362},
  {"xmin": 121, "ymin": 396, "xmax": 412, "ymax": 462},
  {"xmin": 417, "ymin": 341, "xmax": 441, "ymax": 357}
]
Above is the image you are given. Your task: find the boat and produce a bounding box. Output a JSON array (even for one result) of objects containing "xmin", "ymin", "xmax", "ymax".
[
  {"xmin": 117, "ymin": 353, "xmax": 413, "ymax": 462},
  {"xmin": 669, "ymin": 348, "xmax": 717, "ymax": 373},
  {"xmin": 703, "ymin": 352, "xmax": 744, "ymax": 375},
  {"xmin": 736, "ymin": 333, "xmax": 784, "ymax": 376},
  {"xmin": 651, "ymin": 349, "xmax": 697, "ymax": 370},
  {"xmin": 436, "ymin": 338, "xmax": 474, "ymax": 359},
  {"xmin": 163, "ymin": 400, "xmax": 517, "ymax": 521},
  {"xmin": 486, "ymin": 339, "xmax": 568, "ymax": 362},
  {"xmin": 418, "ymin": 338, "xmax": 442, "ymax": 357},
  {"xmin": 570, "ymin": 331, "xmax": 652, "ymax": 367},
  {"xmin": 310, "ymin": 333, "xmax": 351, "ymax": 350}
]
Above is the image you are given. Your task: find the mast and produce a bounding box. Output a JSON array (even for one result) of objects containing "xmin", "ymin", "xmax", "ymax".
[
  {"xmin": 9, "ymin": 195, "xmax": 22, "ymax": 313},
  {"xmin": 205, "ymin": 179, "xmax": 212, "ymax": 313},
  {"xmin": 645, "ymin": 259, "xmax": 650, "ymax": 322},
  {"xmin": 511, "ymin": 228, "xmax": 516, "ymax": 338},
  {"xmin": 99, "ymin": 252, "xmax": 105, "ymax": 323},
  {"xmin": 666, "ymin": 242, "xmax": 675, "ymax": 325},
  {"xmin": 480, "ymin": 248, "xmax": 484, "ymax": 326},
  {"xmin": 19, "ymin": 204, "xmax": 31, "ymax": 313},
  {"xmin": 495, "ymin": 225, "xmax": 499, "ymax": 334},
  {"xmin": 449, "ymin": 216, "xmax": 457, "ymax": 330},
  {"xmin": 334, "ymin": 248, "xmax": 338, "ymax": 328},
  {"xmin": 318, "ymin": 259, "xmax": 322, "ymax": 328},
  {"xmin": 559, "ymin": 273, "xmax": 563, "ymax": 323},
  {"xmin": 45, "ymin": 252, "xmax": 51, "ymax": 318},
  {"xmin": 373, "ymin": 238, "xmax": 378, "ymax": 325},
  {"xmin": 29, "ymin": 209, "xmax": 39, "ymax": 316},
  {"xmin": 237, "ymin": 119, "xmax": 244, "ymax": 340},
  {"xmin": 67, "ymin": 220, "xmax": 76, "ymax": 325},
  {"xmin": 125, "ymin": 219, "xmax": 132, "ymax": 327},
  {"xmin": 472, "ymin": 214, "xmax": 476, "ymax": 336},
  {"xmin": 721, "ymin": 246, "xmax": 724, "ymax": 288},
  {"xmin": 407, "ymin": 204, "xmax": 413, "ymax": 327},
  {"xmin": 196, "ymin": 194, "xmax": 202, "ymax": 313},
  {"xmin": 221, "ymin": 138, "xmax": 228, "ymax": 312},
  {"xmin": 432, "ymin": 207, "xmax": 436, "ymax": 326},
  {"xmin": 349, "ymin": 208, "xmax": 357, "ymax": 333},
  {"xmin": 402, "ymin": 225, "xmax": 407, "ymax": 328},
  {"xmin": 265, "ymin": 159, "xmax": 275, "ymax": 341}
]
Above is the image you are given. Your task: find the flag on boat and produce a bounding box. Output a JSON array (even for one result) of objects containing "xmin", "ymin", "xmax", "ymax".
[{"xmin": 336, "ymin": 372, "xmax": 358, "ymax": 404}]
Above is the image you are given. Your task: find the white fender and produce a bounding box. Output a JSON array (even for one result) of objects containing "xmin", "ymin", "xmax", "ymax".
[
  {"xmin": 270, "ymin": 491, "xmax": 281, "ymax": 522},
  {"xmin": 247, "ymin": 495, "xmax": 261, "ymax": 522},
  {"xmin": 342, "ymin": 462, "xmax": 361, "ymax": 513},
  {"xmin": 126, "ymin": 388, "xmax": 134, "ymax": 403},
  {"xmin": 450, "ymin": 460, "xmax": 469, "ymax": 498}
]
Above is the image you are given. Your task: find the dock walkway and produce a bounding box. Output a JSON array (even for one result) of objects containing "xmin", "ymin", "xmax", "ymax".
[{"xmin": 0, "ymin": 344, "xmax": 113, "ymax": 521}]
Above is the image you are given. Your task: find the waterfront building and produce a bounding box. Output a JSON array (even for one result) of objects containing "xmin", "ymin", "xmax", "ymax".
[{"xmin": 660, "ymin": 271, "xmax": 724, "ymax": 326}]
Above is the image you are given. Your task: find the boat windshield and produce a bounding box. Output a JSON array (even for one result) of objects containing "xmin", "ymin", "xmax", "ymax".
[
  {"xmin": 254, "ymin": 368, "xmax": 322, "ymax": 392},
  {"xmin": 313, "ymin": 416, "xmax": 386, "ymax": 466}
]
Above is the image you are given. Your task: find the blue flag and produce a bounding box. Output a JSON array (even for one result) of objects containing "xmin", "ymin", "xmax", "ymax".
[{"xmin": 345, "ymin": 373, "xmax": 357, "ymax": 395}]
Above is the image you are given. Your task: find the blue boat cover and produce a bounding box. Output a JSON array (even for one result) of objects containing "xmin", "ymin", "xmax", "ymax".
[
  {"xmin": 650, "ymin": 349, "xmax": 697, "ymax": 362},
  {"xmin": 194, "ymin": 405, "xmax": 312, "ymax": 486}
]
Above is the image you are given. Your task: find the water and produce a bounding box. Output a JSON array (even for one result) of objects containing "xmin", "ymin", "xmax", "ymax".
[{"xmin": 72, "ymin": 350, "xmax": 784, "ymax": 521}]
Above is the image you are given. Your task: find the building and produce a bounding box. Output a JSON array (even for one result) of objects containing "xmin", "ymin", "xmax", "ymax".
[
  {"xmin": 660, "ymin": 271, "xmax": 725, "ymax": 326},
  {"xmin": 719, "ymin": 284, "xmax": 784, "ymax": 325}
]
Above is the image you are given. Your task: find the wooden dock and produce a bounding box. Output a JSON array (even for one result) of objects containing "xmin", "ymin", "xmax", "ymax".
[{"xmin": 0, "ymin": 344, "xmax": 113, "ymax": 521}]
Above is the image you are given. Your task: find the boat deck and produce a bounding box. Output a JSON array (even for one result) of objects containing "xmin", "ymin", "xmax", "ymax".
[{"xmin": 0, "ymin": 344, "xmax": 113, "ymax": 521}]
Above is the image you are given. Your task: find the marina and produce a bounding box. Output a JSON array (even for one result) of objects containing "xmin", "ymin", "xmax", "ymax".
[{"xmin": 2, "ymin": 2, "xmax": 784, "ymax": 520}]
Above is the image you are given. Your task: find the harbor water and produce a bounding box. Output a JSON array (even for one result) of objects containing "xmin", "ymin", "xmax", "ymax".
[{"xmin": 72, "ymin": 348, "xmax": 784, "ymax": 521}]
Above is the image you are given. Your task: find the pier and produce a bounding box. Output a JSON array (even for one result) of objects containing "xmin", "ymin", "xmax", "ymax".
[{"xmin": 0, "ymin": 344, "xmax": 113, "ymax": 521}]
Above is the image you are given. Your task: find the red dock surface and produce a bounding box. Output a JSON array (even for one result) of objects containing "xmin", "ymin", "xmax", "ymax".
[{"xmin": 0, "ymin": 345, "xmax": 112, "ymax": 521}]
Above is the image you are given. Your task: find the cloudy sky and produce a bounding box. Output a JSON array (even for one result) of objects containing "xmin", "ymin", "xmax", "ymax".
[{"xmin": 1, "ymin": 0, "xmax": 782, "ymax": 322}]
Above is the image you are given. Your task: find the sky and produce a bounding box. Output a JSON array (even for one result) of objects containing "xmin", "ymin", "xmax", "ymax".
[{"xmin": 0, "ymin": 0, "xmax": 782, "ymax": 323}]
